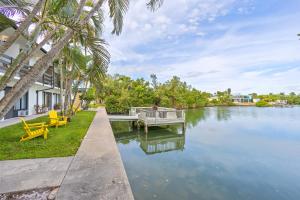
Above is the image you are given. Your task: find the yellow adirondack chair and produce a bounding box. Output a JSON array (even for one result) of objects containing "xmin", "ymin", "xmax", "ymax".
[
  {"xmin": 48, "ymin": 110, "xmax": 67, "ymax": 128},
  {"xmin": 20, "ymin": 118, "xmax": 48, "ymax": 142}
]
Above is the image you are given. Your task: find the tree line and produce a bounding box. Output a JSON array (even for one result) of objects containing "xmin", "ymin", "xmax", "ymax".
[{"xmin": 90, "ymin": 74, "xmax": 300, "ymax": 113}]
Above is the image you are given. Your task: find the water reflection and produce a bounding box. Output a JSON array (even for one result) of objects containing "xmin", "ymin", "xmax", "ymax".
[
  {"xmin": 112, "ymin": 107, "xmax": 300, "ymax": 200},
  {"xmin": 114, "ymin": 126, "xmax": 185, "ymax": 155},
  {"xmin": 139, "ymin": 130, "xmax": 185, "ymax": 155},
  {"xmin": 216, "ymin": 107, "xmax": 232, "ymax": 121},
  {"xmin": 184, "ymin": 108, "xmax": 208, "ymax": 127}
]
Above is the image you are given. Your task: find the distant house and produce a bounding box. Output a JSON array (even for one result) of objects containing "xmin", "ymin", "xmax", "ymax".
[
  {"xmin": 208, "ymin": 95, "xmax": 219, "ymax": 102},
  {"xmin": 231, "ymin": 95, "xmax": 253, "ymax": 103},
  {"xmin": 253, "ymin": 98, "xmax": 261, "ymax": 103},
  {"xmin": 275, "ymin": 100, "xmax": 288, "ymax": 105}
]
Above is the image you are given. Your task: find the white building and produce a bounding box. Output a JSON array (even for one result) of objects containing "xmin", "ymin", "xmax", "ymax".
[
  {"xmin": 231, "ymin": 94, "xmax": 253, "ymax": 103},
  {"xmin": 0, "ymin": 27, "xmax": 61, "ymax": 120},
  {"xmin": 253, "ymin": 98, "xmax": 261, "ymax": 103}
]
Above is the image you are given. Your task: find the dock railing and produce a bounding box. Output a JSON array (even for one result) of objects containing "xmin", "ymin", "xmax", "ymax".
[{"xmin": 132, "ymin": 107, "xmax": 185, "ymax": 125}]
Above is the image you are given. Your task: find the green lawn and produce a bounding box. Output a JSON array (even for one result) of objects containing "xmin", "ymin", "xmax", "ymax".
[{"xmin": 0, "ymin": 111, "xmax": 96, "ymax": 160}]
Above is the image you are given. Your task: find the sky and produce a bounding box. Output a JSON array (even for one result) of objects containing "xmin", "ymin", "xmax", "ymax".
[{"xmin": 103, "ymin": 0, "xmax": 300, "ymax": 94}]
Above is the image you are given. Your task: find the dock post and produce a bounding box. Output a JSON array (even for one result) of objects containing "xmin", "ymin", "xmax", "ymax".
[
  {"xmin": 144, "ymin": 124, "xmax": 148, "ymax": 134},
  {"xmin": 182, "ymin": 123, "xmax": 186, "ymax": 134},
  {"xmin": 137, "ymin": 121, "xmax": 140, "ymax": 131}
]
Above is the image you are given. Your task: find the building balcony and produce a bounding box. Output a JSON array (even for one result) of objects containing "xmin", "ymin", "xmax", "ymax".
[{"xmin": 0, "ymin": 54, "xmax": 61, "ymax": 88}]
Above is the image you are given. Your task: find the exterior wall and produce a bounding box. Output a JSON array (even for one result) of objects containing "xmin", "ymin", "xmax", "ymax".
[
  {"xmin": 0, "ymin": 90, "xmax": 4, "ymax": 100},
  {"xmin": 28, "ymin": 84, "xmax": 61, "ymax": 115},
  {"xmin": 4, "ymin": 43, "xmax": 20, "ymax": 58},
  {"xmin": 28, "ymin": 88, "xmax": 37, "ymax": 115},
  {"xmin": 253, "ymin": 98, "xmax": 261, "ymax": 103},
  {"xmin": 1, "ymin": 84, "xmax": 61, "ymax": 119},
  {"xmin": 232, "ymin": 95, "xmax": 253, "ymax": 103}
]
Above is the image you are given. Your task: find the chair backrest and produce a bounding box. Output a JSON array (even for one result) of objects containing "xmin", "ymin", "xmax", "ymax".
[
  {"xmin": 49, "ymin": 110, "xmax": 58, "ymax": 124},
  {"xmin": 49, "ymin": 110, "xmax": 58, "ymax": 118},
  {"xmin": 20, "ymin": 117, "xmax": 30, "ymax": 134}
]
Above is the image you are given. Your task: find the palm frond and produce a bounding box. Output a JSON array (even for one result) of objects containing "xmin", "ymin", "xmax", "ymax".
[
  {"xmin": 86, "ymin": 37, "xmax": 110, "ymax": 68},
  {"xmin": 91, "ymin": 9, "xmax": 104, "ymax": 37},
  {"xmin": 47, "ymin": 0, "xmax": 71, "ymax": 16},
  {"xmin": 0, "ymin": 12, "xmax": 16, "ymax": 31},
  {"xmin": 146, "ymin": 0, "xmax": 164, "ymax": 11},
  {"xmin": 0, "ymin": 0, "xmax": 31, "ymax": 18},
  {"xmin": 108, "ymin": 0, "xmax": 129, "ymax": 35}
]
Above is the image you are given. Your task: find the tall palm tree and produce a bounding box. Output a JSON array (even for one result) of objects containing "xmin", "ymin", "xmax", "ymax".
[
  {"xmin": 0, "ymin": 0, "xmax": 45, "ymax": 54},
  {"xmin": 0, "ymin": 0, "xmax": 163, "ymax": 118},
  {"xmin": 0, "ymin": 0, "xmax": 82, "ymax": 91}
]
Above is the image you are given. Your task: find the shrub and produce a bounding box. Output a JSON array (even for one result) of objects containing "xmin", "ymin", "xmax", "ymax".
[{"xmin": 256, "ymin": 100, "xmax": 270, "ymax": 107}]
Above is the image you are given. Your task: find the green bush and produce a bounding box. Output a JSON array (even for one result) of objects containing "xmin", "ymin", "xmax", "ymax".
[{"xmin": 256, "ymin": 100, "xmax": 270, "ymax": 107}]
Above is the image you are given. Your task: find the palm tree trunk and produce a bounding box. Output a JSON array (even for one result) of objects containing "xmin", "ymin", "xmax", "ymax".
[
  {"xmin": 70, "ymin": 80, "xmax": 81, "ymax": 113},
  {"xmin": 0, "ymin": 0, "xmax": 104, "ymax": 118},
  {"xmin": 0, "ymin": 26, "xmax": 60, "ymax": 91},
  {"xmin": 0, "ymin": 0, "xmax": 46, "ymax": 55},
  {"xmin": 63, "ymin": 75, "xmax": 70, "ymax": 115},
  {"xmin": 59, "ymin": 58, "xmax": 64, "ymax": 114}
]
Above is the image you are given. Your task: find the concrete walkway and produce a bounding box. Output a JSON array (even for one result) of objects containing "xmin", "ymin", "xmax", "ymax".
[
  {"xmin": 56, "ymin": 108, "xmax": 134, "ymax": 200},
  {"xmin": 0, "ymin": 157, "xmax": 73, "ymax": 194},
  {"xmin": 0, "ymin": 108, "xmax": 134, "ymax": 199},
  {"xmin": 0, "ymin": 113, "xmax": 48, "ymax": 128}
]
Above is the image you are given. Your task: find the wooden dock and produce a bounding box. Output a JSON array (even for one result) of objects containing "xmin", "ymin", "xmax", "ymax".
[
  {"xmin": 108, "ymin": 115, "xmax": 138, "ymax": 122},
  {"xmin": 108, "ymin": 107, "xmax": 186, "ymax": 133}
]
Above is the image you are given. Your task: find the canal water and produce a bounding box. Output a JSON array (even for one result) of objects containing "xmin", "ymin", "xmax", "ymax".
[{"xmin": 111, "ymin": 107, "xmax": 300, "ymax": 200}]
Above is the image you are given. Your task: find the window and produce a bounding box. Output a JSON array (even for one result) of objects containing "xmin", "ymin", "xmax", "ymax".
[{"xmin": 14, "ymin": 92, "xmax": 28, "ymax": 110}]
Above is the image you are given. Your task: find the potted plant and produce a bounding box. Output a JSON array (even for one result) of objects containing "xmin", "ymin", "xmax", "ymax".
[{"xmin": 54, "ymin": 103, "xmax": 61, "ymax": 110}]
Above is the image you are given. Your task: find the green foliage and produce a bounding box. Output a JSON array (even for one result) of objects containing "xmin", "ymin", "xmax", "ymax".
[
  {"xmin": 100, "ymin": 75, "xmax": 210, "ymax": 113},
  {"xmin": 80, "ymin": 87, "xmax": 96, "ymax": 103},
  {"xmin": 0, "ymin": 13, "xmax": 16, "ymax": 31},
  {"xmin": 257, "ymin": 93, "xmax": 300, "ymax": 104},
  {"xmin": 207, "ymin": 89, "xmax": 235, "ymax": 106},
  {"xmin": 256, "ymin": 100, "xmax": 270, "ymax": 107},
  {"xmin": 0, "ymin": 111, "xmax": 96, "ymax": 160}
]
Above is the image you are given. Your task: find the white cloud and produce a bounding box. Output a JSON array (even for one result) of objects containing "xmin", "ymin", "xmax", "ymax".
[{"xmin": 103, "ymin": 0, "xmax": 300, "ymax": 94}]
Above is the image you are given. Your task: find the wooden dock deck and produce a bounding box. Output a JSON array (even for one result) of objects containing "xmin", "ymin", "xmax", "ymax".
[
  {"xmin": 108, "ymin": 107, "xmax": 186, "ymax": 133},
  {"xmin": 108, "ymin": 115, "xmax": 138, "ymax": 122}
]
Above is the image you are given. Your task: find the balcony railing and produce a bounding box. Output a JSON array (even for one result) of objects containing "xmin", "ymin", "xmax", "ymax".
[{"xmin": 0, "ymin": 54, "xmax": 61, "ymax": 88}]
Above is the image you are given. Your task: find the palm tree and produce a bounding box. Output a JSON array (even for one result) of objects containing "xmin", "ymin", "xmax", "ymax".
[
  {"xmin": 0, "ymin": 0, "xmax": 84, "ymax": 91},
  {"xmin": 0, "ymin": 0, "xmax": 46, "ymax": 54},
  {"xmin": 0, "ymin": 0, "xmax": 163, "ymax": 118}
]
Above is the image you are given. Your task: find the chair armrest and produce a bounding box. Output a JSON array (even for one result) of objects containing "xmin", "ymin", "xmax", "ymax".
[
  {"xmin": 28, "ymin": 124, "xmax": 48, "ymax": 129},
  {"xmin": 58, "ymin": 115, "xmax": 68, "ymax": 121},
  {"xmin": 49, "ymin": 117, "xmax": 59, "ymax": 120},
  {"xmin": 27, "ymin": 122, "xmax": 45, "ymax": 126}
]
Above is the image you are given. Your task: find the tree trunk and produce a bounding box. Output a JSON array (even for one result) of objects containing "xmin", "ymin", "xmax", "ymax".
[
  {"xmin": 59, "ymin": 58, "xmax": 64, "ymax": 114},
  {"xmin": 70, "ymin": 80, "xmax": 81, "ymax": 114},
  {"xmin": 0, "ymin": 0, "xmax": 104, "ymax": 118},
  {"xmin": 64, "ymin": 75, "xmax": 72, "ymax": 115},
  {"xmin": 0, "ymin": 0, "xmax": 46, "ymax": 55},
  {"xmin": 0, "ymin": 26, "xmax": 60, "ymax": 91}
]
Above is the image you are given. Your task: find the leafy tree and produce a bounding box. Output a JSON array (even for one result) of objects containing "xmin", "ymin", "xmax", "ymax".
[{"xmin": 150, "ymin": 74, "xmax": 158, "ymax": 89}]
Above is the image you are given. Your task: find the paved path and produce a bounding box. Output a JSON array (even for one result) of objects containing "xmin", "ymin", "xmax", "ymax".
[
  {"xmin": 0, "ymin": 113, "xmax": 48, "ymax": 128},
  {"xmin": 0, "ymin": 157, "xmax": 73, "ymax": 194},
  {"xmin": 56, "ymin": 108, "xmax": 134, "ymax": 200}
]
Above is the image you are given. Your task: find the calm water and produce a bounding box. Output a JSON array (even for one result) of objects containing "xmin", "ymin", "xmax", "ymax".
[{"xmin": 111, "ymin": 107, "xmax": 300, "ymax": 200}]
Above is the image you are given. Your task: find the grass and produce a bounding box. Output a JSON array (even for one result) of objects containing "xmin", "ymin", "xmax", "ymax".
[{"xmin": 0, "ymin": 111, "xmax": 96, "ymax": 160}]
